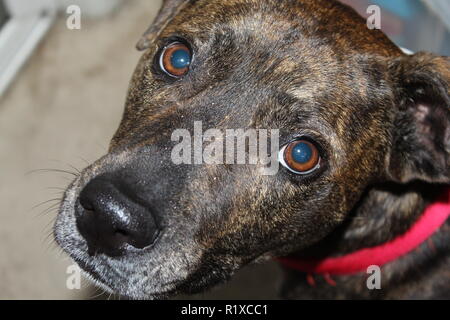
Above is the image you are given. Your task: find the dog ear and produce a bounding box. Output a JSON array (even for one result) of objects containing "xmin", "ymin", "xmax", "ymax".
[
  {"xmin": 136, "ymin": 0, "xmax": 191, "ymax": 50},
  {"xmin": 387, "ymin": 52, "xmax": 450, "ymax": 184}
]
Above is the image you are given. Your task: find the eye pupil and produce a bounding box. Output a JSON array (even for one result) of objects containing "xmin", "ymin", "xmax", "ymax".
[
  {"xmin": 280, "ymin": 139, "xmax": 321, "ymax": 174},
  {"xmin": 160, "ymin": 42, "xmax": 192, "ymax": 77},
  {"xmin": 291, "ymin": 142, "xmax": 313, "ymax": 164},
  {"xmin": 170, "ymin": 49, "xmax": 191, "ymax": 69}
]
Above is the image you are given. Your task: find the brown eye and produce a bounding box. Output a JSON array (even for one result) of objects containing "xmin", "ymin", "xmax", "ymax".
[
  {"xmin": 159, "ymin": 42, "xmax": 192, "ymax": 77},
  {"xmin": 280, "ymin": 140, "xmax": 320, "ymax": 174}
]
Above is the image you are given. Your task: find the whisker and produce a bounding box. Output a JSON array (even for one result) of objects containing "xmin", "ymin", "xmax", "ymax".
[
  {"xmin": 48, "ymin": 190, "xmax": 65, "ymax": 197},
  {"xmin": 31, "ymin": 198, "xmax": 62, "ymax": 210},
  {"xmin": 46, "ymin": 186, "xmax": 66, "ymax": 191},
  {"xmin": 36, "ymin": 203, "xmax": 60, "ymax": 218},
  {"xmin": 66, "ymin": 163, "xmax": 82, "ymax": 175},
  {"xmin": 42, "ymin": 217, "xmax": 58, "ymax": 240},
  {"xmin": 77, "ymin": 156, "xmax": 90, "ymax": 166},
  {"xmin": 44, "ymin": 231, "xmax": 57, "ymax": 252},
  {"xmin": 26, "ymin": 168, "xmax": 79, "ymax": 177},
  {"xmin": 88, "ymin": 286, "xmax": 108, "ymax": 300},
  {"xmin": 46, "ymin": 159, "xmax": 83, "ymax": 174},
  {"xmin": 42, "ymin": 221, "xmax": 58, "ymax": 253}
]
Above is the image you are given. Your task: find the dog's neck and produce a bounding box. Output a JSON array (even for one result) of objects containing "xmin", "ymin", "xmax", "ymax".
[
  {"xmin": 297, "ymin": 182, "xmax": 444, "ymax": 257},
  {"xmin": 279, "ymin": 182, "xmax": 450, "ymax": 299}
]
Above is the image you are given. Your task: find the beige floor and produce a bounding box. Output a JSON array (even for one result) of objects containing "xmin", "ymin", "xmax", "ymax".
[{"xmin": 0, "ymin": 0, "xmax": 280, "ymax": 299}]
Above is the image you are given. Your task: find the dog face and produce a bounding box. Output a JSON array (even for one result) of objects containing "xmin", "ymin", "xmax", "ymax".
[{"xmin": 54, "ymin": 0, "xmax": 450, "ymax": 299}]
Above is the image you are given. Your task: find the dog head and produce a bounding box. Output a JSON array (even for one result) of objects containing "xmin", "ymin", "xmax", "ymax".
[{"xmin": 54, "ymin": 0, "xmax": 450, "ymax": 299}]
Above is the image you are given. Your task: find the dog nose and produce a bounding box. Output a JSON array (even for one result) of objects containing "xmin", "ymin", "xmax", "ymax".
[{"xmin": 76, "ymin": 175, "xmax": 160, "ymax": 257}]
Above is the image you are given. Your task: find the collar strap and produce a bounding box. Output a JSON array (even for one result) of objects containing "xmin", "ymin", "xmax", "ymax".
[{"xmin": 277, "ymin": 188, "xmax": 450, "ymax": 275}]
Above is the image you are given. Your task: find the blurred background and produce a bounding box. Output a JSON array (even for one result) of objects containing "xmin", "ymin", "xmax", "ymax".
[{"xmin": 0, "ymin": 0, "xmax": 448, "ymax": 299}]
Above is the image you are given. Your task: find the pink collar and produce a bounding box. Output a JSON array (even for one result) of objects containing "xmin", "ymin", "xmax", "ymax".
[{"xmin": 277, "ymin": 188, "xmax": 450, "ymax": 275}]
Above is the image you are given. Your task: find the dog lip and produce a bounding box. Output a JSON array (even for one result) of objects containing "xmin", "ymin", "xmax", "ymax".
[
  {"xmin": 69, "ymin": 230, "xmax": 164, "ymax": 283},
  {"xmin": 142, "ymin": 228, "xmax": 163, "ymax": 250},
  {"xmin": 73, "ymin": 257, "xmax": 105, "ymax": 282},
  {"xmin": 69, "ymin": 252, "xmax": 178, "ymax": 300},
  {"xmin": 118, "ymin": 228, "xmax": 163, "ymax": 254}
]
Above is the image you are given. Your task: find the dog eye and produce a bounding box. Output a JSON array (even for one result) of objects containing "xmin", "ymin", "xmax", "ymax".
[
  {"xmin": 159, "ymin": 42, "xmax": 191, "ymax": 77},
  {"xmin": 279, "ymin": 139, "xmax": 321, "ymax": 174}
]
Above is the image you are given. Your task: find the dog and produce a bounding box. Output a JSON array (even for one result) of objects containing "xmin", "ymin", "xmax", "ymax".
[{"xmin": 54, "ymin": 0, "xmax": 450, "ymax": 299}]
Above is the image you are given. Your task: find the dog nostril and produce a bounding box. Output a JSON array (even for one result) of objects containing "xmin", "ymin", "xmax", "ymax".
[
  {"xmin": 76, "ymin": 175, "xmax": 160, "ymax": 257},
  {"xmin": 79, "ymin": 196, "xmax": 94, "ymax": 212},
  {"xmin": 114, "ymin": 229, "xmax": 130, "ymax": 242}
]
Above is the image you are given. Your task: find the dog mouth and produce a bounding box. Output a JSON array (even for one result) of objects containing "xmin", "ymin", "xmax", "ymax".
[
  {"xmin": 55, "ymin": 219, "xmax": 190, "ymax": 299},
  {"xmin": 54, "ymin": 188, "xmax": 261, "ymax": 300},
  {"xmin": 53, "ymin": 176, "xmax": 202, "ymax": 299}
]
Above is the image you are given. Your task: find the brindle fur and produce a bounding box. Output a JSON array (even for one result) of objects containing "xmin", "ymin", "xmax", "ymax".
[{"xmin": 54, "ymin": 0, "xmax": 450, "ymax": 299}]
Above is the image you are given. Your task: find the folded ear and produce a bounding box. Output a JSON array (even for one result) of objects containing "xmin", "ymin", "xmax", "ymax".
[
  {"xmin": 136, "ymin": 0, "xmax": 191, "ymax": 51},
  {"xmin": 387, "ymin": 52, "xmax": 450, "ymax": 184}
]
